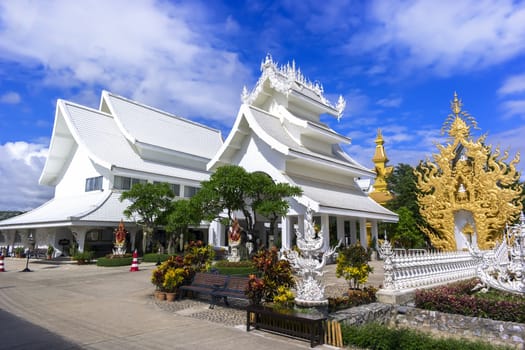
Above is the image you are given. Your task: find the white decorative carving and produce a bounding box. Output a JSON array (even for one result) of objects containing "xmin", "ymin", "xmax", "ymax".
[
  {"xmin": 467, "ymin": 212, "xmax": 525, "ymax": 294},
  {"xmin": 241, "ymin": 54, "xmax": 346, "ymax": 118},
  {"xmin": 285, "ymin": 207, "xmax": 341, "ymax": 306},
  {"xmin": 378, "ymin": 239, "xmax": 479, "ymax": 291}
]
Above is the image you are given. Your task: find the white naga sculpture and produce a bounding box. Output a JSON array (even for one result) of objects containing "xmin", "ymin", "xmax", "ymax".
[
  {"xmin": 468, "ymin": 212, "xmax": 525, "ymax": 295},
  {"xmin": 285, "ymin": 207, "xmax": 340, "ymax": 307}
]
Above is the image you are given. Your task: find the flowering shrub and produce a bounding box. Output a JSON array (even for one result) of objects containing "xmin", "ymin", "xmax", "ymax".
[
  {"xmin": 151, "ymin": 255, "xmax": 187, "ymax": 292},
  {"xmin": 251, "ymin": 247, "xmax": 295, "ymax": 302},
  {"xmin": 246, "ymin": 274, "xmax": 265, "ymax": 305},
  {"xmin": 336, "ymin": 244, "xmax": 373, "ymax": 290},
  {"xmin": 163, "ymin": 267, "xmax": 187, "ymax": 293},
  {"xmin": 183, "ymin": 240, "xmax": 214, "ymax": 273},
  {"xmin": 328, "ymin": 286, "xmax": 377, "ymax": 312},
  {"xmin": 273, "ymin": 286, "xmax": 295, "ymax": 309},
  {"xmin": 415, "ymin": 278, "xmax": 525, "ymax": 323}
]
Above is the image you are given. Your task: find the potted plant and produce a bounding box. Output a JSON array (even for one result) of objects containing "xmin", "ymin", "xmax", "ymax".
[
  {"xmin": 14, "ymin": 246, "xmax": 24, "ymax": 258},
  {"xmin": 163, "ymin": 267, "xmax": 187, "ymax": 301},
  {"xmin": 46, "ymin": 245, "xmax": 55, "ymax": 259}
]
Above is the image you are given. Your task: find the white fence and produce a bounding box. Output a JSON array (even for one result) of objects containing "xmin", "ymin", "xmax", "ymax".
[{"xmin": 378, "ymin": 240, "xmax": 486, "ymax": 291}]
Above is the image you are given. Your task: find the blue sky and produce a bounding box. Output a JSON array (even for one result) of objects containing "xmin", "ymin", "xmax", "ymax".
[{"xmin": 0, "ymin": 0, "xmax": 524, "ymax": 211}]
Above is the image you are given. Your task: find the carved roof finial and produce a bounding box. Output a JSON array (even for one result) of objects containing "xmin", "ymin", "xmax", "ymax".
[{"xmin": 451, "ymin": 92, "xmax": 462, "ymax": 117}]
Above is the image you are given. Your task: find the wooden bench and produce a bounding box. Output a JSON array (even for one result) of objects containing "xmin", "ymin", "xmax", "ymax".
[
  {"xmin": 246, "ymin": 304, "xmax": 326, "ymax": 348},
  {"xmin": 211, "ymin": 275, "xmax": 249, "ymax": 308},
  {"xmin": 178, "ymin": 272, "xmax": 228, "ymax": 304}
]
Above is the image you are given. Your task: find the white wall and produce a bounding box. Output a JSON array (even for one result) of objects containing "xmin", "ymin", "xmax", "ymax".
[{"xmin": 55, "ymin": 147, "xmax": 103, "ymax": 198}]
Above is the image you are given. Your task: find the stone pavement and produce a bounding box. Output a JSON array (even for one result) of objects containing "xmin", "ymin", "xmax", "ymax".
[{"xmin": 0, "ymin": 257, "xmax": 384, "ymax": 349}]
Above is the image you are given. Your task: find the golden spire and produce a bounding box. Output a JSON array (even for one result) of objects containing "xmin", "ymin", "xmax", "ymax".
[
  {"xmin": 451, "ymin": 92, "xmax": 462, "ymax": 117},
  {"xmin": 370, "ymin": 128, "xmax": 393, "ymax": 205}
]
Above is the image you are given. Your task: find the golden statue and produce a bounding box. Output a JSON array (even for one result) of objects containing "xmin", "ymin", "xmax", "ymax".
[
  {"xmin": 370, "ymin": 129, "xmax": 394, "ymax": 205},
  {"xmin": 416, "ymin": 93, "xmax": 522, "ymax": 251}
]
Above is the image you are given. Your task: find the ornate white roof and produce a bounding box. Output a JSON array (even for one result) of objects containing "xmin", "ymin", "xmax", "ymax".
[
  {"xmin": 101, "ymin": 91, "xmax": 222, "ymax": 160},
  {"xmin": 241, "ymin": 55, "xmax": 346, "ymax": 120},
  {"xmin": 40, "ymin": 92, "xmax": 222, "ymax": 186},
  {"xmin": 289, "ymin": 175, "xmax": 397, "ymax": 222},
  {"xmin": 208, "ymin": 104, "xmax": 374, "ymax": 178},
  {"xmin": 0, "ymin": 191, "xmax": 133, "ymax": 229}
]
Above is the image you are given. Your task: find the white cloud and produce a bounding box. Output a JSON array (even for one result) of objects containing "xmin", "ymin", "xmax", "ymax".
[
  {"xmin": 0, "ymin": 0, "xmax": 252, "ymax": 126},
  {"xmin": 0, "ymin": 142, "xmax": 53, "ymax": 211},
  {"xmin": 0, "ymin": 91, "xmax": 21, "ymax": 104},
  {"xmin": 376, "ymin": 97, "xmax": 402, "ymax": 108},
  {"xmin": 498, "ymin": 73, "xmax": 525, "ymax": 96},
  {"xmin": 501, "ymin": 100, "xmax": 525, "ymax": 119},
  {"xmin": 348, "ymin": 0, "xmax": 525, "ymax": 76}
]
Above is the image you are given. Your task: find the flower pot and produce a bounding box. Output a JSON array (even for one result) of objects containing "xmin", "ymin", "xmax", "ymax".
[
  {"xmin": 154, "ymin": 290, "xmax": 166, "ymax": 301},
  {"xmin": 165, "ymin": 292, "xmax": 177, "ymax": 302}
]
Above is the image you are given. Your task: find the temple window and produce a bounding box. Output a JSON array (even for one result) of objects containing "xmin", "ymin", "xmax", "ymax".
[
  {"xmin": 183, "ymin": 185, "xmax": 199, "ymax": 198},
  {"xmin": 113, "ymin": 176, "xmax": 147, "ymax": 190},
  {"xmin": 85, "ymin": 176, "xmax": 103, "ymax": 192}
]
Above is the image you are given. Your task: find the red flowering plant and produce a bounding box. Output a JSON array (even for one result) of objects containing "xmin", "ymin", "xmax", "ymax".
[
  {"xmin": 415, "ymin": 278, "xmax": 525, "ymax": 323},
  {"xmin": 251, "ymin": 247, "xmax": 295, "ymax": 302},
  {"xmin": 246, "ymin": 274, "xmax": 265, "ymax": 305}
]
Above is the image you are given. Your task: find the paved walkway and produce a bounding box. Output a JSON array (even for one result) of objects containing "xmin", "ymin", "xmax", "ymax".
[{"xmin": 0, "ymin": 257, "xmax": 384, "ymax": 349}]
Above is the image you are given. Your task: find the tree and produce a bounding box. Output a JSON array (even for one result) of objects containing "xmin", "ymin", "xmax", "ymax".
[
  {"xmin": 120, "ymin": 182, "xmax": 174, "ymax": 253},
  {"xmin": 193, "ymin": 165, "xmax": 302, "ymax": 239},
  {"xmin": 193, "ymin": 165, "xmax": 250, "ymax": 226},
  {"xmin": 389, "ymin": 207, "xmax": 426, "ymax": 249},
  {"xmin": 164, "ymin": 199, "xmax": 202, "ymax": 254},
  {"xmin": 379, "ymin": 163, "xmax": 428, "ymax": 248},
  {"xmin": 249, "ymin": 173, "xmax": 302, "ymax": 240}
]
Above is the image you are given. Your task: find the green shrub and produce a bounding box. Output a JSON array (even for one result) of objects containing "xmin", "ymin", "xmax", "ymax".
[
  {"xmin": 341, "ymin": 323, "xmax": 513, "ymax": 350},
  {"xmin": 72, "ymin": 251, "xmax": 93, "ymax": 264},
  {"xmin": 96, "ymin": 257, "xmax": 133, "ymax": 267},
  {"xmin": 143, "ymin": 253, "xmax": 179, "ymax": 263},
  {"xmin": 336, "ymin": 244, "xmax": 373, "ymax": 289}
]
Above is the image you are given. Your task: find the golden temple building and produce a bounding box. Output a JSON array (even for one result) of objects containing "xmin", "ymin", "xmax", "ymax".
[
  {"xmin": 416, "ymin": 93, "xmax": 523, "ymax": 251},
  {"xmin": 370, "ymin": 129, "xmax": 394, "ymax": 205}
]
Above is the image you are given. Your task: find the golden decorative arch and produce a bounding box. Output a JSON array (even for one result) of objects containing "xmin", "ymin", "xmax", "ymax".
[{"xmin": 416, "ymin": 93, "xmax": 522, "ymax": 250}]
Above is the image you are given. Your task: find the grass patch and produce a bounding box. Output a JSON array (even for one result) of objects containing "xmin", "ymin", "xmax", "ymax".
[
  {"xmin": 142, "ymin": 253, "xmax": 180, "ymax": 263},
  {"xmin": 96, "ymin": 256, "xmax": 133, "ymax": 267},
  {"xmin": 342, "ymin": 323, "xmax": 513, "ymax": 350}
]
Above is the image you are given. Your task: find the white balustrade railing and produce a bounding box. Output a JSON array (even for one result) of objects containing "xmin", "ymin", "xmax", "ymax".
[{"xmin": 378, "ymin": 240, "xmax": 489, "ymax": 291}]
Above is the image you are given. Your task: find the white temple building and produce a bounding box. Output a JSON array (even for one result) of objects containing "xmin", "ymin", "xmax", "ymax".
[
  {"xmin": 0, "ymin": 56, "xmax": 397, "ymax": 257},
  {"xmin": 207, "ymin": 56, "xmax": 397, "ymax": 251},
  {"xmin": 0, "ymin": 91, "xmax": 223, "ymax": 256}
]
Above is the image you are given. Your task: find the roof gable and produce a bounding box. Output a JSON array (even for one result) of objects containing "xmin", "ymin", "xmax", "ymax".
[{"xmin": 101, "ymin": 91, "xmax": 223, "ymax": 166}]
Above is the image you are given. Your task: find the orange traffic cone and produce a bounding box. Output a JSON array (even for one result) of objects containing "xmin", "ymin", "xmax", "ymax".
[
  {"xmin": 130, "ymin": 249, "xmax": 139, "ymax": 272},
  {"xmin": 0, "ymin": 254, "xmax": 5, "ymax": 272}
]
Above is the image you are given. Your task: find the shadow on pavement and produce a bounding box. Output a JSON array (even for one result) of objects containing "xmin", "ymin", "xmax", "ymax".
[{"xmin": 0, "ymin": 309, "xmax": 84, "ymax": 349}]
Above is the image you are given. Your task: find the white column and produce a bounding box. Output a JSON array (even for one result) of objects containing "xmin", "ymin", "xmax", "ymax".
[
  {"xmin": 321, "ymin": 214, "xmax": 330, "ymax": 251},
  {"xmin": 208, "ymin": 221, "xmax": 216, "ymax": 247},
  {"xmin": 359, "ymin": 218, "xmax": 367, "ymax": 249},
  {"xmin": 336, "ymin": 217, "xmax": 345, "ymax": 245},
  {"xmin": 218, "ymin": 221, "xmax": 226, "ymax": 247},
  {"xmin": 281, "ymin": 216, "xmax": 291, "ymax": 250},
  {"xmin": 350, "ymin": 220, "xmax": 357, "ymax": 245},
  {"xmin": 72, "ymin": 229, "xmax": 87, "ymax": 253},
  {"xmin": 297, "ymin": 214, "xmax": 305, "ymax": 237}
]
